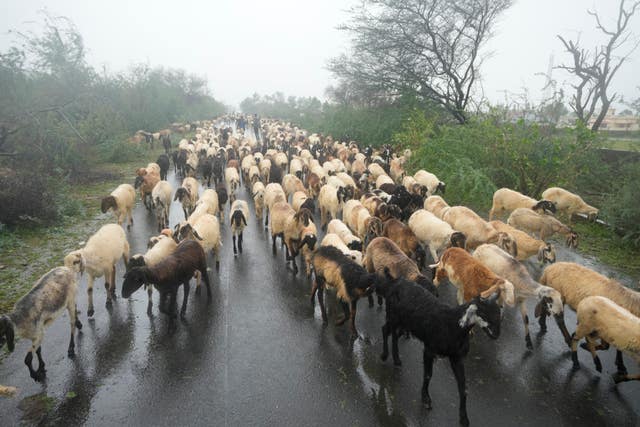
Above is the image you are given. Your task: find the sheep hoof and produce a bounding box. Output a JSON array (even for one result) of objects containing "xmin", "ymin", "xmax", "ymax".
[
  {"xmin": 421, "ymin": 394, "xmax": 432, "ymax": 410},
  {"xmin": 393, "ymin": 358, "xmax": 402, "ymax": 367},
  {"xmin": 75, "ymin": 320, "xmax": 83, "ymax": 330},
  {"xmin": 105, "ymin": 300, "xmax": 113, "ymax": 308},
  {"xmin": 459, "ymin": 415, "xmax": 470, "ymax": 427},
  {"xmin": 215, "ymin": 261, "xmax": 220, "ymax": 271},
  {"xmin": 87, "ymin": 308, "xmax": 95, "ymax": 317},
  {"xmin": 613, "ymin": 373, "xmax": 627, "ymax": 384},
  {"xmin": 525, "ymin": 336, "xmax": 533, "ymax": 350},
  {"xmin": 68, "ymin": 349, "xmax": 75, "ymax": 358},
  {"xmin": 32, "ymin": 371, "xmax": 46, "ymax": 383},
  {"xmin": 380, "ymin": 352, "xmax": 388, "ymax": 361}
]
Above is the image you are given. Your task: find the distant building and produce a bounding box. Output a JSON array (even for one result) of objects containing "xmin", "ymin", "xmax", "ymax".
[{"xmin": 587, "ymin": 108, "xmax": 640, "ymax": 131}]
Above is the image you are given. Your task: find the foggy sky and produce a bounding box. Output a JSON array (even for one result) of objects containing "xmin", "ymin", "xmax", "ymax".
[{"xmin": 2, "ymin": 0, "xmax": 638, "ymax": 109}]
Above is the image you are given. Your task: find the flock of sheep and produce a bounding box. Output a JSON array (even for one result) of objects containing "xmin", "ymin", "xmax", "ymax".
[{"xmin": 0, "ymin": 114, "xmax": 638, "ymax": 425}]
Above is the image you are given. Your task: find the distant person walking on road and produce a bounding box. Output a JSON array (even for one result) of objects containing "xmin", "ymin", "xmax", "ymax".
[{"xmin": 253, "ymin": 114, "xmax": 261, "ymax": 141}]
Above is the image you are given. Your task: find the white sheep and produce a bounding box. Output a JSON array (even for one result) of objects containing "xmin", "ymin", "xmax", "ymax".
[
  {"xmin": 64, "ymin": 223, "xmax": 130, "ymax": 317},
  {"xmin": 101, "ymin": 184, "xmax": 136, "ymax": 229},
  {"xmin": 264, "ymin": 183, "xmax": 286, "ymax": 228},
  {"xmin": 442, "ymin": 206, "xmax": 518, "ymax": 255},
  {"xmin": 375, "ymin": 174, "xmax": 395, "ymax": 189},
  {"xmin": 489, "ymin": 188, "xmax": 556, "ymax": 220},
  {"xmin": 225, "ymin": 167, "xmax": 240, "ymax": 204},
  {"xmin": 174, "ymin": 177, "xmax": 199, "ymax": 220},
  {"xmin": 507, "ymin": 208, "xmax": 578, "ymax": 248},
  {"xmin": 541, "ymin": 186, "xmax": 598, "ymax": 221},
  {"xmin": 289, "ymin": 157, "xmax": 304, "ymax": 179},
  {"xmin": 260, "ymin": 158, "xmax": 272, "ymax": 183},
  {"xmin": 318, "ymin": 184, "xmax": 348, "ymax": 230},
  {"xmin": 252, "ymin": 181, "xmax": 266, "ymax": 221},
  {"xmin": 414, "ymin": 169, "xmax": 445, "ymax": 196},
  {"xmin": 151, "ymin": 180, "xmax": 173, "ymax": 232},
  {"xmin": 472, "ymin": 244, "xmax": 565, "ymax": 349},
  {"xmin": 408, "ymin": 209, "xmax": 467, "ymax": 263},
  {"xmin": 322, "ymin": 161, "xmax": 337, "ymax": 176},
  {"xmin": 230, "ymin": 199, "xmax": 250, "ymax": 255},
  {"xmin": 0, "ymin": 266, "xmax": 83, "ymax": 382},
  {"xmin": 490, "ymin": 220, "xmax": 556, "ymax": 263},
  {"xmin": 571, "ymin": 296, "xmax": 640, "ymax": 383},
  {"xmin": 321, "ymin": 233, "xmax": 363, "ymax": 265},
  {"xmin": 196, "ymin": 188, "xmax": 220, "ymax": 220},
  {"xmin": 336, "ymin": 172, "xmax": 357, "ymax": 190},
  {"xmin": 327, "ymin": 219, "xmax": 362, "ymax": 252}
]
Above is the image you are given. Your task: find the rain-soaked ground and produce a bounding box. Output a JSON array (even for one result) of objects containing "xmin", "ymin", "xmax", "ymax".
[{"xmin": 0, "ymin": 168, "xmax": 638, "ymax": 427}]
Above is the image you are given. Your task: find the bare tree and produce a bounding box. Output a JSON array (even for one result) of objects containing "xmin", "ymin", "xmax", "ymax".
[
  {"xmin": 557, "ymin": 0, "xmax": 640, "ymax": 131},
  {"xmin": 329, "ymin": 0, "xmax": 513, "ymax": 124}
]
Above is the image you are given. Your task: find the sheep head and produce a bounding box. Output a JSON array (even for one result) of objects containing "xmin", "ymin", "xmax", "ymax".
[
  {"xmin": 436, "ymin": 182, "xmax": 446, "ymax": 195},
  {"xmin": 464, "ymin": 293, "xmax": 501, "ymax": 339},
  {"xmin": 450, "ymin": 232, "xmax": 467, "ymax": 250},
  {"xmin": 100, "ymin": 196, "xmax": 117, "ymax": 214},
  {"xmin": 496, "ymin": 232, "xmax": 518, "ymax": 258},
  {"xmin": 127, "ymin": 254, "xmax": 147, "ymax": 270},
  {"xmin": 537, "ymin": 243, "xmax": 556, "ymax": 264},
  {"xmin": 64, "ymin": 251, "xmax": 85, "ymax": 275},
  {"xmin": 533, "ymin": 199, "xmax": 556, "ymax": 215},
  {"xmin": 346, "ymin": 240, "xmax": 362, "ymax": 252},
  {"xmin": 565, "ymin": 231, "xmax": 579, "ymax": 249},
  {"xmin": 0, "ymin": 316, "xmax": 15, "ymax": 352},
  {"xmin": 122, "ymin": 267, "xmax": 148, "ymax": 298}
]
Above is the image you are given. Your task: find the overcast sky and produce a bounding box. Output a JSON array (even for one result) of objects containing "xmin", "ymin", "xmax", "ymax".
[{"xmin": 2, "ymin": 0, "xmax": 638, "ymax": 109}]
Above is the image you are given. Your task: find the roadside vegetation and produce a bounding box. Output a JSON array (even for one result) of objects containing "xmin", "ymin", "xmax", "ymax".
[{"xmin": 0, "ymin": 14, "xmax": 220, "ymax": 312}]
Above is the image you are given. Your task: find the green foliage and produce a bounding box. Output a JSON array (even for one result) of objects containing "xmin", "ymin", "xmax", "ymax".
[
  {"xmin": 0, "ymin": 14, "xmax": 226, "ymax": 225},
  {"xmin": 0, "ymin": 172, "xmax": 59, "ymax": 224},
  {"xmin": 601, "ymin": 161, "xmax": 640, "ymax": 246}
]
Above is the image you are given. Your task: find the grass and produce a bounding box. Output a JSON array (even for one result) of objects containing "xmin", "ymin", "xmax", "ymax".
[
  {"xmin": 599, "ymin": 138, "xmax": 640, "ymax": 152},
  {"xmin": 0, "ymin": 145, "xmax": 166, "ymax": 314},
  {"xmin": 572, "ymin": 221, "xmax": 640, "ymax": 283}
]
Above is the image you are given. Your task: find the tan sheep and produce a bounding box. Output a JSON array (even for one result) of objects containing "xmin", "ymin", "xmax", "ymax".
[
  {"xmin": 507, "ymin": 208, "xmax": 578, "ymax": 248},
  {"xmin": 408, "ymin": 209, "xmax": 467, "ymax": 263},
  {"xmin": 442, "ymin": 206, "xmax": 518, "ymax": 256},
  {"xmin": 539, "ymin": 262, "xmax": 640, "ymax": 346},
  {"xmin": 424, "ymin": 195, "xmax": 450, "ymax": 219},
  {"xmin": 541, "ymin": 186, "xmax": 598, "ymax": 221},
  {"xmin": 488, "ymin": 188, "xmax": 556, "ymax": 220},
  {"xmin": 571, "ymin": 296, "xmax": 640, "ymax": 383},
  {"xmin": 490, "ymin": 220, "xmax": 556, "ymax": 263}
]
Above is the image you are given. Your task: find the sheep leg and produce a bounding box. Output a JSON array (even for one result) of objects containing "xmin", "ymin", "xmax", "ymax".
[
  {"xmin": 238, "ymin": 232, "xmax": 243, "ymax": 254},
  {"xmin": 615, "ymin": 350, "xmax": 628, "ymax": 376},
  {"xmin": 194, "ymin": 270, "xmax": 202, "ymax": 295},
  {"xmin": 67, "ymin": 299, "xmax": 80, "ymax": 358},
  {"xmin": 201, "ymin": 267, "xmax": 212, "ymax": 300},
  {"xmin": 381, "ymin": 323, "xmax": 391, "ymax": 361},
  {"xmin": 336, "ymin": 301, "xmax": 349, "ymax": 326},
  {"xmin": 348, "ymin": 300, "xmax": 357, "ymax": 335},
  {"xmin": 422, "ymin": 352, "xmax": 434, "ymax": 409},
  {"xmin": 570, "ymin": 333, "xmax": 581, "ymax": 370},
  {"xmin": 128, "ymin": 208, "xmax": 134, "ymax": 229},
  {"xmin": 272, "ymin": 234, "xmax": 277, "ymax": 255},
  {"xmin": 168, "ymin": 290, "xmax": 178, "ymax": 319},
  {"xmin": 214, "ymin": 247, "xmax": 220, "ymax": 271},
  {"xmin": 585, "ymin": 336, "xmax": 602, "ymax": 372},
  {"xmin": 180, "ymin": 281, "xmax": 190, "ymax": 319},
  {"xmin": 87, "ymin": 276, "xmax": 95, "ymax": 317},
  {"xmin": 233, "ymin": 234, "xmax": 238, "ymax": 255},
  {"xmin": 147, "ymin": 285, "xmax": 153, "ymax": 316},
  {"xmin": 264, "ymin": 209, "xmax": 269, "ymax": 228},
  {"xmin": 391, "ymin": 325, "xmax": 401, "ymax": 366},
  {"xmin": 519, "ymin": 301, "xmax": 533, "ymax": 350},
  {"xmin": 368, "ymin": 294, "xmax": 374, "ymax": 308},
  {"xmin": 449, "ymin": 356, "xmax": 469, "ymax": 427},
  {"xmin": 538, "ymin": 310, "xmax": 548, "ymax": 332},
  {"xmin": 553, "ymin": 314, "xmax": 572, "ymax": 346}
]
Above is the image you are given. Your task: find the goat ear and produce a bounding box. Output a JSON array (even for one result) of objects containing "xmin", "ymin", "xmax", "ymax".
[
  {"xmin": 242, "ymin": 214, "xmax": 247, "ymax": 226},
  {"xmin": 459, "ymin": 304, "xmax": 478, "ymax": 328}
]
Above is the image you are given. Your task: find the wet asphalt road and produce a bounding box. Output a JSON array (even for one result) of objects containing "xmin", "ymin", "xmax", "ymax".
[{"xmin": 0, "ymin": 169, "xmax": 639, "ymax": 427}]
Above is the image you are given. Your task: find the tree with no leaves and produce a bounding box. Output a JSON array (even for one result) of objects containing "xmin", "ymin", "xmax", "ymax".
[
  {"xmin": 557, "ymin": 0, "xmax": 640, "ymax": 131},
  {"xmin": 329, "ymin": 0, "xmax": 513, "ymax": 124}
]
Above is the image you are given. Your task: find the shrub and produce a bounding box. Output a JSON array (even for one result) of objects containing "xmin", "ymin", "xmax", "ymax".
[
  {"xmin": 98, "ymin": 138, "xmax": 147, "ymax": 164},
  {"xmin": 0, "ymin": 172, "xmax": 59, "ymax": 225},
  {"xmin": 601, "ymin": 161, "xmax": 640, "ymax": 246}
]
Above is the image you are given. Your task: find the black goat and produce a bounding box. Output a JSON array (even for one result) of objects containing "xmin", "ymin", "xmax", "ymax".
[
  {"xmin": 201, "ymin": 156, "xmax": 213, "ymax": 187},
  {"xmin": 269, "ymin": 162, "xmax": 283, "ymax": 184},
  {"xmin": 212, "ymin": 154, "xmax": 225, "ymax": 186},
  {"xmin": 122, "ymin": 240, "xmax": 211, "ymax": 319},
  {"xmin": 156, "ymin": 154, "xmax": 170, "ymax": 180},
  {"xmin": 161, "ymin": 134, "xmax": 171, "ymax": 154},
  {"xmin": 376, "ymin": 269, "xmax": 502, "ymax": 427},
  {"xmin": 310, "ymin": 246, "xmax": 379, "ymax": 335}
]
